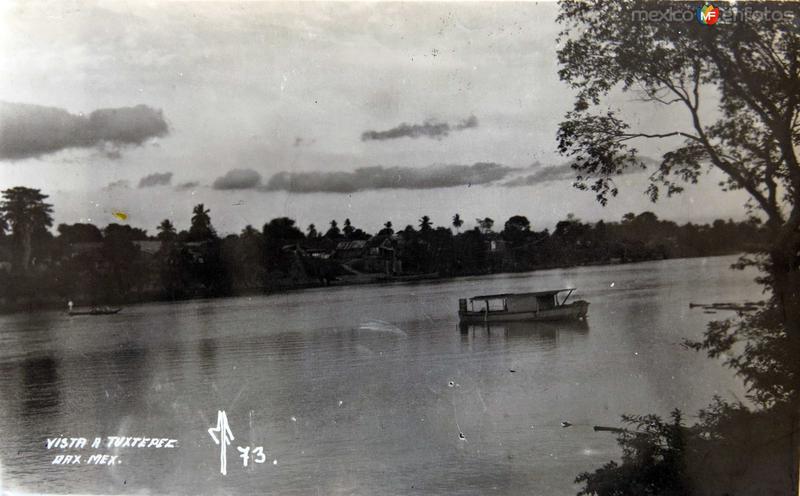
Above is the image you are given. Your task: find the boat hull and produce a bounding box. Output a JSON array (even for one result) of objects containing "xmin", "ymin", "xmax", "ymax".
[
  {"xmin": 67, "ymin": 308, "xmax": 121, "ymax": 316},
  {"xmin": 459, "ymin": 300, "xmax": 589, "ymax": 323}
]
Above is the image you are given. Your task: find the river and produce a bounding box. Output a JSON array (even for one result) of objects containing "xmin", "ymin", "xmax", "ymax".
[{"xmin": 0, "ymin": 255, "xmax": 762, "ymax": 495}]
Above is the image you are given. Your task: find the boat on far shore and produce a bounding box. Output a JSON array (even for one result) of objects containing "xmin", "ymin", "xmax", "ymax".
[
  {"xmin": 458, "ymin": 288, "xmax": 589, "ymax": 323},
  {"xmin": 67, "ymin": 306, "xmax": 122, "ymax": 316}
]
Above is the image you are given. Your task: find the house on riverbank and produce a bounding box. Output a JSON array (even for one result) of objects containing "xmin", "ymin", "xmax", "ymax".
[{"xmin": 333, "ymin": 235, "xmax": 402, "ymax": 275}]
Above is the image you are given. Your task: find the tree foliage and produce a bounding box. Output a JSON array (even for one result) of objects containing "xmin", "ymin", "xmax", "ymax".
[
  {"xmin": 557, "ymin": 1, "xmax": 800, "ymax": 493},
  {"xmin": 576, "ymin": 411, "xmax": 688, "ymax": 496},
  {"xmin": 0, "ymin": 187, "xmax": 53, "ymax": 271}
]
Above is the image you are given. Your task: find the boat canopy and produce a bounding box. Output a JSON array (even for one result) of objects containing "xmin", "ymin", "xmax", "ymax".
[{"xmin": 469, "ymin": 288, "xmax": 575, "ymax": 301}]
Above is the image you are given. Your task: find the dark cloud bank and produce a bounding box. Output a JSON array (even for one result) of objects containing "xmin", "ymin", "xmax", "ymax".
[
  {"xmin": 210, "ymin": 159, "xmax": 653, "ymax": 195},
  {"xmin": 501, "ymin": 162, "xmax": 578, "ymax": 187},
  {"xmin": 261, "ymin": 162, "xmax": 513, "ymax": 193},
  {"xmin": 0, "ymin": 101, "xmax": 168, "ymax": 160},
  {"xmin": 212, "ymin": 169, "xmax": 263, "ymax": 190},
  {"xmin": 502, "ymin": 159, "xmax": 653, "ymax": 187},
  {"xmin": 361, "ymin": 115, "xmax": 478, "ymax": 141},
  {"xmin": 138, "ymin": 172, "xmax": 173, "ymax": 188},
  {"xmin": 104, "ymin": 179, "xmax": 131, "ymax": 191},
  {"xmin": 174, "ymin": 181, "xmax": 200, "ymax": 191}
]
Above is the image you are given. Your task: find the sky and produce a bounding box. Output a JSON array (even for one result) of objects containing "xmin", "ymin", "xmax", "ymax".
[{"xmin": 0, "ymin": 1, "xmax": 749, "ymax": 236}]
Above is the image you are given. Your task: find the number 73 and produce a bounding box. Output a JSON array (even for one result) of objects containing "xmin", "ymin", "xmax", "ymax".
[{"xmin": 237, "ymin": 446, "xmax": 266, "ymax": 467}]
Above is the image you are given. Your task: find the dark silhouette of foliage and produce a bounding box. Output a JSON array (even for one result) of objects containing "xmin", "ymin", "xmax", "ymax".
[
  {"xmin": 324, "ymin": 219, "xmax": 341, "ymax": 239},
  {"xmin": 188, "ymin": 203, "xmax": 216, "ymax": 241},
  {"xmin": 306, "ymin": 224, "xmax": 318, "ymax": 238},
  {"xmin": 57, "ymin": 223, "xmax": 102, "ymax": 244},
  {"xmin": 557, "ymin": 1, "xmax": 800, "ymax": 494},
  {"xmin": 0, "ymin": 188, "xmax": 771, "ymax": 319},
  {"xmin": 452, "ymin": 213, "xmax": 463, "ymax": 233},
  {"xmin": 0, "ymin": 187, "xmax": 53, "ymax": 271},
  {"xmin": 156, "ymin": 219, "xmax": 177, "ymax": 241},
  {"xmin": 378, "ymin": 221, "xmax": 394, "ymax": 236},
  {"xmin": 477, "ymin": 217, "xmax": 494, "ymax": 234},
  {"xmin": 418, "ymin": 215, "xmax": 433, "ymax": 232},
  {"xmin": 576, "ymin": 410, "xmax": 688, "ymax": 496}
]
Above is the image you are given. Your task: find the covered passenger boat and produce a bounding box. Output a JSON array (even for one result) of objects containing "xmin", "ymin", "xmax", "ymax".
[{"xmin": 458, "ymin": 288, "xmax": 588, "ymax": 323}]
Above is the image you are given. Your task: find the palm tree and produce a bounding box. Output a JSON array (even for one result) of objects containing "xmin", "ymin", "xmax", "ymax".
[
  {"xmin": 188, "ymin": 203, "xmax": 216, "ymax": 241},
  {"xmin": 0, "ymin": 187, "xmax": 53, "ymax": 271},
  {"xmin": 156, "ymin": 219, "xmax": 177, "ymax": 241},
  {"xmin": 452, "ymin": 213, "xmax": 463, "ymax": 234},
  {"xmin": 343, "ymin": 218, "xmax": 355, "ymax": 238},
  {"xmin": 419, "ymin": 215, "xmax": 432, "ymax": 232},
  {"xmin": 324, "ymin": 220, "xmax": 341, "ymax": 238}
]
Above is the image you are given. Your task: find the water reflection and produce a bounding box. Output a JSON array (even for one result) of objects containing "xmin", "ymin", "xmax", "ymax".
[
  {"xmin": 459, "ymin": 319, "xmax": 589, "ymax": 347},
  {"xmin": 20, "ymin": 356, "xmax": 60, "ymax": 418},
  {"xmin": 106, "ymin": 345, "xmax": 150, "ymax": 411},
  {"xmin": 198, "ymin": 337, "xmax": 218, "ymax": 375}
]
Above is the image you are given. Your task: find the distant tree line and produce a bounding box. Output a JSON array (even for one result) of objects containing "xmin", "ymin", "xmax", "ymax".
[{"xmin": 0, "ymin": 186, "xmax": 765, "ymax": 309}]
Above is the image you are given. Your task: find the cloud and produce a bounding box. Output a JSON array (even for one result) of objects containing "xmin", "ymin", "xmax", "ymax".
[
  {"xmin": 212, "ymin": 169, "xmax": 263, "ymax": 190},
  {"xmin": 262, "ymin": 162, "xmax": 515, "ymax": 193},
  {"xmin": 502, "ymin": 163, "xmax": 577, "ymax": 187},
  {"xmin": 0, "ymin": 101, "xmax": 169, "ymax": 160},
  {"xmin": 175, "ymin": 181, "xmax": 200, "ymax": 191},
  {"xmin": 103, "ymin": 179, "xmax": 130, "ymax": 190},
  {"xmin": 361, "ymin": 115, "xmax": 478, "ymax": 141},
  {"xmin": 138, "ymin": 172, "xmax": 173, "ymax": 188},
  {"xmin": 502, "ymin": 159, "xmax": 654, "ymax": 187}
]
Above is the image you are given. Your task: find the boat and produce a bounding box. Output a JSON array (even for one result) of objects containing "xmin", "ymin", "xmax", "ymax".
[
  {"xmin": 67, "ymin": 307, "xmax": 122, "ymax": 316},
  {"xmin": 458, "ymin": 288, "xmax": 589, "ymax": 323}
]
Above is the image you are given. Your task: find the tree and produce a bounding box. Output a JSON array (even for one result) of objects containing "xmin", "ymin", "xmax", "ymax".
[
  {"xmin": 241, "ymin": 224, "xmax": 259, "ymax": 238},
  {"xmin": 324, "ymin": 220, "xmax": 341, "ymax": 239},
  {"xmin": 156, "ymin": 219, "xmax": 177, "ymax": 242},
  {"xmin": 343, "ymin": 218, "xmax": 355, "ymax": 238},
  {"xmin": 452, "ymin": 213, "xmax": 463, "ymax": 233},
  {"xmin": 307, "ymin": 224, "xmax": 318, "ymax": 238},
  {"xmin": 503, "ymin": 215, "xmax": 531, "ymax": 233},
  {"xmin": 577, "ymin": 410, "xmax": 688, "ymax": 496},
  {"xmin": 263, "ymin": 217, "xmax": 304, "ymax": 274},
  {"xmin": 188, "ymin": 204, "xmax": 216, "ymax": 241},
  {"xmin": 557, "ymin": 1, "xmax": 800, "ymax": 325},
  {"xmin": 558, "ymin": 1, "xmax": 800, "ymax": 492},
  {"xmin": 502, "ymin": 215, "xmax": 531, "ymax": 246},
  {"xmin": 101, "ymin": 223, "xmax": 144, "ymax": 298},
  {"xmin": 263, "ymin": 217, "xmax": 304, "ymax": 242},
  {"xmin": 0, "ymin": 187, "xmax": 53, "ymax": 271},
  {"xmin": 419, "ymin": 215, "xmax": 433, "ymax": 232},
  {"xmin": 57, "ymin": 223, "xmax": 103, "ymax": 244},
  {"xmin": 237, "ymin": 225, "xmax": 265, "ymax": 288},
  {"xmin": 476, "ymin": 217, "xmax": 494, "ymax": 234},
  {"xmin": 378, "ymin": 221, "xmax": 394, "ymax": 236},
  {"xmin": 103, "ymin": 223, "xmax": 148, "ymax": 241}
]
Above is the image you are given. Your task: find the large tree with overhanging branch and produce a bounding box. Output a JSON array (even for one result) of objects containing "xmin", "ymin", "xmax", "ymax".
[
  {"xmin": 556, "ymin": 0, "xmax": 799, "ymax": 493},
  {"xmin": 0, "ymin": 186, "xmax": 53, "ymax": 271}
]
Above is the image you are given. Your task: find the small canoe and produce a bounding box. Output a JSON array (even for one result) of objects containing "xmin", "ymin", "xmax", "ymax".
[
  {"xmin": 67, "ymin": 308, "xmax": 122, "ymax": 316},
  {"xmin": 459, "ymin": 288, "xmax": 588, "ymax": 323}
]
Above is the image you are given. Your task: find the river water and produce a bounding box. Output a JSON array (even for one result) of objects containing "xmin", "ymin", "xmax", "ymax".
[{"xmin": 0, "ymin": 255, "xmax": 762, "ymax": 495}]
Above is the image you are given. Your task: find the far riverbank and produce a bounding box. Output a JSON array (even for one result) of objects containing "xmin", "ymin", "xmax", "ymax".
[{"xmin": 0, "ymin": 251, "xmax": 748, "ymax": 315}]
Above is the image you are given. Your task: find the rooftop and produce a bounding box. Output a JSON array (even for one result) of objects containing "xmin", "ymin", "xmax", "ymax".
[{"xmin": 469, "ymin": 288, "xmax": 575, "ymax": 300}]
